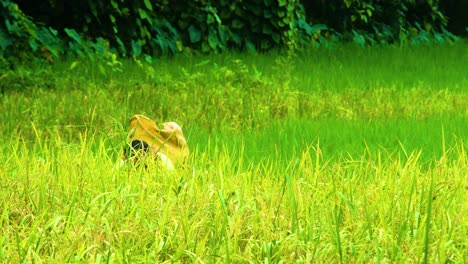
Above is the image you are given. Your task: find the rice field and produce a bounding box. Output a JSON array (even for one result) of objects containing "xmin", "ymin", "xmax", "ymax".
[{"xmin": 0, "ymin": 42, "xmax": 467, "ymax": 263}]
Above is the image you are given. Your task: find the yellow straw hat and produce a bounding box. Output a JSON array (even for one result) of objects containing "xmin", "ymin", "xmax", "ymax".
[{"xmin": 126, "ymin": 114, "xmax": 189, "ymax": 167}]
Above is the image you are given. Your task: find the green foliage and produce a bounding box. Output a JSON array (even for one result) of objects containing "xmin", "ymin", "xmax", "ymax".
[
  {"xmin": 0, "ymin": 0, "xmax": 125, "ymax": 67},
  {"xmin": 213, "ymin": 0, "xmax": 307, "ymax": 51},
  {"xmin": 0, "ymin": 0, "xmax": 62, "ymax": 61},
  {"xmin": 303, "ymin": 0, "xmax": 459, "ymax": 46},
  {"xmin": 176, "ymin": 2, "xmax": 228, "ymax": 53},
  {"xmin": 0, "ymin": 0, "xmax": 463, "ymax": 61},
  {"xmin": 70, "ymin": 0, "xmax": 182, "ymax": 56}
]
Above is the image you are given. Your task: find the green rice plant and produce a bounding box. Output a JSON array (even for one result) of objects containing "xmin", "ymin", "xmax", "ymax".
[
  {"xmin": 0, "ymin": 42, "xmax": 466, "ymax": 262},
  {"xmin": 1, "ymin": 129, "xmax": 467, "ymax": 262}
]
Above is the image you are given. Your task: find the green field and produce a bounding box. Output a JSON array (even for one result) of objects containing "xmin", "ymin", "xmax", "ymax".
[{"xmin": 1, "ymin": 43, "xmax": 467, "ymax": 263}]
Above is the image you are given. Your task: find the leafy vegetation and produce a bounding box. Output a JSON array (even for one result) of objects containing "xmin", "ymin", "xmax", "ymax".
[
  {"xmin": 0, "ymin": 43, "xmax": 467, "ymax": 262},
  {"xmin": 1, "ymin": 0, "xmax": 462, "ymax": 61}
]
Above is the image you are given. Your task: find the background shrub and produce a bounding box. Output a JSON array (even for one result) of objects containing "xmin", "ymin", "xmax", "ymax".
[{"xmin": 0, "ymin": 0, "xmax": 463, "ymax": 61}]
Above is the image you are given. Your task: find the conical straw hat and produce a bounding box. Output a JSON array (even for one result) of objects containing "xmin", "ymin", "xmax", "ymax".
[{"xmin": 127, "ymin": 114, "xmax": 189, "ymax": 166}]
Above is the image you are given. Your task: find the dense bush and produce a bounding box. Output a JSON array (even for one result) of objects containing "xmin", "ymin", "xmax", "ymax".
[
  {"xmin": 0, "ymin": 1, "xmax": 61, "ymax": 61},
  {"xmin": 303, "ymin": 0, "xmax": 457, "ymax": 45},
  {"xmin": 0, "ymin": 0, "xmax": 462, "ymax": 61}
]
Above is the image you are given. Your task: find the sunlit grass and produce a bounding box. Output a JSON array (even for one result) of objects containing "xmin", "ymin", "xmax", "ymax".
[
  {"xmin": 1, "ymin": 132, "xmax": 466, "ymax": 262},
  {"xmin": 0, "ymin": 42, "xmax": 467, "ymax": 262}
]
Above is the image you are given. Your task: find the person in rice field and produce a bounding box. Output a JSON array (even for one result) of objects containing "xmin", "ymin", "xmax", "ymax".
[{"xmin": 120, "ymin": 114, "xmax": 189, "ymax": 170}]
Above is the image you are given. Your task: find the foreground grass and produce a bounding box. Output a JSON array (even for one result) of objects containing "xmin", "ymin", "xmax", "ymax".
[
  {"xmin": 1, "ymin": 42, "xmax": 467, "ymax": 262},
  {"xmin": 1, "ymin": 136, "xmax": 466, "ymax": 263}
]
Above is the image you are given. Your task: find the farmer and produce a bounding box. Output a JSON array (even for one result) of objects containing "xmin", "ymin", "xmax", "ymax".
[{"xmin": 121, "ymin": 114, "xmax": 189, "ymax": 170}]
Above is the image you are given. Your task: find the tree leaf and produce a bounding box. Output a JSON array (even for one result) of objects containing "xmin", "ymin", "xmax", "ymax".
[
  {"xmin": 310, "ymin": 24, "xmax": 328, "ymax": 32},
  {"xmin": 218, "ymin": 27, "xmax": 228, "ymax": 42},
  {"xmin": 0, "ymin": 30, "xmax": 12, "ymax": 50},
  {"xmin": 188, "ymin": 25, "xmax": 201, "ymax": 43},
  {"xmin": 48, "ymin": 27, "xmax": 58, "ymax": 36},
  {"xmin": 208, "ymin": 32, "xmax": 218, "ymax": 49},
  {"xmin": 144, "ymin": 55, "xmax": 152, "ymax": 63},
  {"xmin": 64, "ymin": 28, "xmax": 82, "ymax": 44},
  {"xmin": 207, "ymin": 14, "xmax": 215, "ymax": 24},
  {"xmin": 115, "ymin": 36, "xmax": 126, "ymax": 55},
  {"xmin": 352, "ymin": 30, "xmax": 366, "ymax": 46},
  {"xmin": 110, "ymin": 0, "xmax": 118, "ymax": 9},
  {"xmin": 245, "ymin": 40, "xmax": 256, "ymax": 53},
  {"xmin": 138, "ymin": 8, "xmax": 149, "ymax": 21},
  {"xmin": 131, "ymin": 39, "xmax": 142, "ymax": 56},
  {"xmin": 28, "ymin": 38, "xmax": 38, "ymax": 51},
  {"xmin": 143, "ymin": 0, "xmax": 153, "ymax": 11}
]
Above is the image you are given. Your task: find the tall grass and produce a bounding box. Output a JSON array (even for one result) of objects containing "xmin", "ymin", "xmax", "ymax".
[
  {"xmin": 0, "ymin": 42, "xmax": 467, "ymax": 262},
  {"xmin": 1, "ymin": 131, "xmax": 466, "ymax": 262}
]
